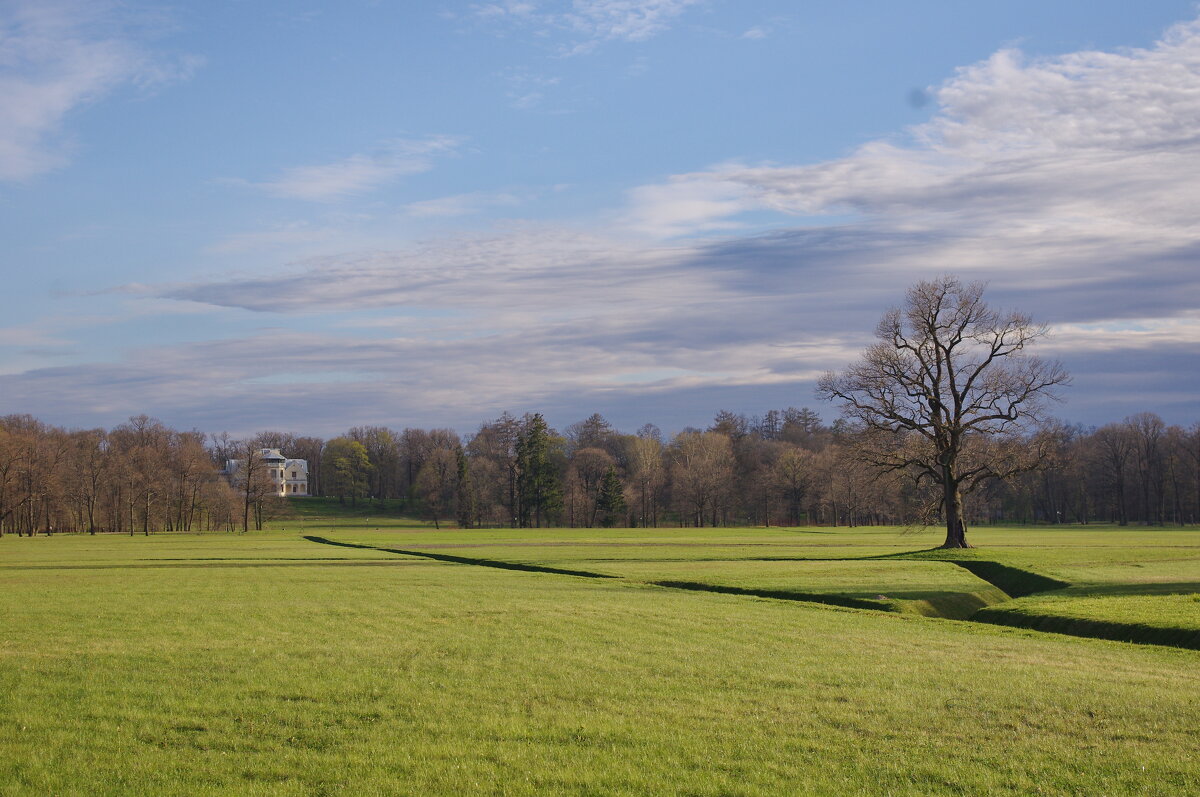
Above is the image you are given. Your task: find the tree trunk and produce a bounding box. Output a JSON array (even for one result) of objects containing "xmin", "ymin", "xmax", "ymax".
[{"xmin": 941, "ymin": 483, "xmax": 971, "ymax": 548}]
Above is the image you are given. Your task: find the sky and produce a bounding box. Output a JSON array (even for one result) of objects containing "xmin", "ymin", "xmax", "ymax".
[{"xmin": 2, "ymin": 0, "xmax": 1199, "ymax": 438}]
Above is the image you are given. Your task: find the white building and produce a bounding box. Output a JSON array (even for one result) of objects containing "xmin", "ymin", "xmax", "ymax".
[{"xmin": 224, "ymin": 448, "xmax": 309, "ymax": 497}]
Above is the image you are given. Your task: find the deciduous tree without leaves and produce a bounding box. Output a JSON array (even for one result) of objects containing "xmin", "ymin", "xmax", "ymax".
[{"xmin": 817, "ymin": 276, "xmax": 1069, "ymax": 548}]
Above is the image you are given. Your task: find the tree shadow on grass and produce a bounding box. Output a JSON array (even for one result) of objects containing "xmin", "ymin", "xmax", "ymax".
[
  {"xmin": 303, "ymin": 535, "xmax": 617, "ymax": 579},
  {"xmin": 942, "ymin": 560, "xmax": 1069, "ymax": 598}
]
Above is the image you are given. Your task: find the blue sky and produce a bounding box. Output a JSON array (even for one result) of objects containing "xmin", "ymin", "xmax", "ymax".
[{"xmin": 2, "ymin": 0, "xmax": 1199, "ymax": 436}]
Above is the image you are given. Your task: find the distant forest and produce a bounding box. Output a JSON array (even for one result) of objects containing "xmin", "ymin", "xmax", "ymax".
[{"xmin": 0, "ymin": 408, "xmax": 1197, "ymax": 535}]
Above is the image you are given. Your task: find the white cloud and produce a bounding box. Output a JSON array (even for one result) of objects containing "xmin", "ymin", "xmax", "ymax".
[
  {"xmin": 474, "ymin": 0, "xmax": 703, "ymax": 54},
  {"xmin": 0, "ymin": 0, "xmax": 199, "ymax": 182},
  {"xmin": 625, "ymin": 17, "xmax": 1200, "ymax": 266},
  {"xmin": 1045, "ymin": 315, "xmax": 1200, "ymax": 352},
  {"xmin": 404, "ymin": 191, "xmax": 524, "ymax": 218},
  {"xmin": 621, "ymin": 173, "xmax": 754, "ymax": 237},
  {"xmin": 252, "ymin": 136, "xmax": 463, "ymax": 202}
]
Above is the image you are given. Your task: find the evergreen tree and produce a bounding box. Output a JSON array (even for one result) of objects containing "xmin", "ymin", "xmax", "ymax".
[
  {"xmin": 455, "ymin": 445, "xmax": 475, "ymax": 528},
  {"xmin": 596, "ymin": 464, "xmax": 627, "ymax": 527},
  {"xmin": 516, "ymin": 413, "xmax": 562, "ymax": 528}
]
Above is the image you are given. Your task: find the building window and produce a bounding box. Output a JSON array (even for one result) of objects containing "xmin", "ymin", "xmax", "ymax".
[{"xmin": 291, "ymin": 471, "xmax": 296, "ymax": 478}]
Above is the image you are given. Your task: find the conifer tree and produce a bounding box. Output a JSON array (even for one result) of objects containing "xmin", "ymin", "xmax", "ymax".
[
  {"xmin": 516, "ymin": 413, "xmax": 562, "ymax": 528},
  {"xmin": 596, "ymin": 464, "xmax": 627, "ymax": 527},
  {"xmin": 455, "ymin": 445, "xmax": 475, "ymax": 528}
]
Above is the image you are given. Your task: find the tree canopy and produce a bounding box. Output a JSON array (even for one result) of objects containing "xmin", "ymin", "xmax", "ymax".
[{"xmin": 818, "ymin": 276, "xmax": 1069, "ymax": 547}]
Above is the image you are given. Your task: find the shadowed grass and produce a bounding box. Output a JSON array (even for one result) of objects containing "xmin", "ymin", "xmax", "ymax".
[
  {"xmin": 974, "ymin": 607, "xmax": 1200, "ymax": 650},
  {"xmin": 648, "ymin": 580, "xmax": 892, "ymax": 611},
  {"xmin": 304, "ymin": 535, "xmax": 617, "ymax": 579},
  {"xmin": 941, "ymin": 560, "xmax": 1069, "ymax": 598}
]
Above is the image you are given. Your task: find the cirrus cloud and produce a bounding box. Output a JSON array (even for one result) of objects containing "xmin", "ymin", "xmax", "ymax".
[
  {"xmin": 0, "ymin": 0, "xmax": 200, "ymax": 182},
  {"xmin": 473, "ymin": 0, "xmax": 704, "ymax": 55},
  {"xmin": 245, "ymin": 136, "xmax": 464, "ymax": 202}
]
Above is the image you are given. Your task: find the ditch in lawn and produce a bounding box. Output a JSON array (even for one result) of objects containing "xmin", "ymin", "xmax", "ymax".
[
  {"xmin": 2, "ymin": 525, "xmax": 1198, "ymax": 794},
  {"xmin": 310, "ymin": 524, "xmax": 1200, "ymax": 649}
]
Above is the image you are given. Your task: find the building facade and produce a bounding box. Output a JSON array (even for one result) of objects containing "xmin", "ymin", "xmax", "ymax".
[{"xmin": 224, "ymin": 448, "xmax": 309, "ymax": 497}]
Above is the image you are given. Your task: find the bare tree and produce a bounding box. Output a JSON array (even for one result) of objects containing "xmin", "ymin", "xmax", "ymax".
[
  {"xmin": 670, "ymin": 431, "xmax": 734, "ymax": 527},
  {"xmin": 571, "ymin": 447, "xmax": 614, "ymax": 527},
  {"xmin": 1091, "ymin": 423, "xmax": 1134, "ymax": 525},
  {"xmin": 627, "ymin": 434, "xmax": 665, "ymax": 527},
  {"xmin": 1127, "ymin": 412, "xmax": 1166, "ymax": 525},
  {"xmin": 227, "ymin": 441, "xmax": 275, "ymax": 532},
  {"xmin": 773, "ymin": 446, "xmax": 813, "ymax": 526},
  {"xmin": 818, "ymin": 276, "xmax": 1068, "ymax": 547},
  {"xmin": 415, "ymin": 447, "xmax": 457, "ymax": 529}
]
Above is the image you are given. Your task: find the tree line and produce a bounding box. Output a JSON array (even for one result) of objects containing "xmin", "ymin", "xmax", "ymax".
[{"xmin": 1, "ymin": 407, "xmax": 1197, "ymax": 536}]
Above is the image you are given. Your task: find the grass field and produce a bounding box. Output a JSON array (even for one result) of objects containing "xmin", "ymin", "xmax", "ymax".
[{"xmin": 2, "ymin": 520, "xmax": 1198, "ymax": 794}]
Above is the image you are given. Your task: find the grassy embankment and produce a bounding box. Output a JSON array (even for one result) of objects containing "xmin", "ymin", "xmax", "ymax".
[{"xmin": 1, "ymin": 520, "xmax": 1198, "ymax": 794}]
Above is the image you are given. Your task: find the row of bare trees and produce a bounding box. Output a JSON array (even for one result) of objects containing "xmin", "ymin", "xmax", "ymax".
[
  {"xmin": 2, "ymin": 408, "xmax": 1197, "ymax": 535},
  {"xmin": 0, "ymin": 414, "xmax": 245, "ymax": 536},
  {"xmin": 403, "ymin": 408, "xmax": 1200, "ymax": 529},
  {"xmin": 0, "ymin": 415, "xmax": 329, "ymax": 535}
]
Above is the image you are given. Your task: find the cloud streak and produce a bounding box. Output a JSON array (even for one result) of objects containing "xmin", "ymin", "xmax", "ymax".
[
  {"xmin": 404, "ymin": 191, "xmax": 524, "ymax": 218},
  {"xmin": 474, "ymin": 0, "xmax": 702, "ymax": 54},
  {"xmin": 250, "ymin": 136, "xmax": 463, "ymax": 202},
  {"xmin": 0, "ymin": 0, "xmax": 199, "ymax": 182}
]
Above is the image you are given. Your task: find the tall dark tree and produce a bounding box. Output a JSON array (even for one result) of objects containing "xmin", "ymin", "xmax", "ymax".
[
  {"xmin": 710, "ymin": 410, "xmax": 750, "ymax": 440},
  {"xmin": 566, "ymin": 413, "xmax": 615, "ymax": 453},
  {"xmin": 596, "ymin": 464, "xmax": 627, "ymax": 528},
  {"xmin": 516, "ymin": 413, "xmax": 562, "ymax": 528},
  {"xmin": 454, "ymin": 446, "xmax": 475, "ymax": 528},
  {"xmin": 818, "ymin": 276, "xmax": 1069, "ymax": 547}
]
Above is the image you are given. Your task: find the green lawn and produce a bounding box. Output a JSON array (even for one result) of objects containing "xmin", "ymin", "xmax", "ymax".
[
  {"xmin": 1, "ymin": 525, "xmax": 1198, "ymax": 794},
  {"xmin": 530, "ymin": 557, "xmax": 1006, "ymax": 617},
  {"xmin": 982, "ymin": 591, "xmax": 1200, "ymax": 629},
  {"xmin": 329, "ymin": 523, "xmax": 1200, "ymax": 627}
]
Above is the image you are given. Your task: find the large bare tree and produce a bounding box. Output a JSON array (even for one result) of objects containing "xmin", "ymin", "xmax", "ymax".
[{"xmin": 818, "ymin": 276, "xmax": 1069, "ymax": 547}]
